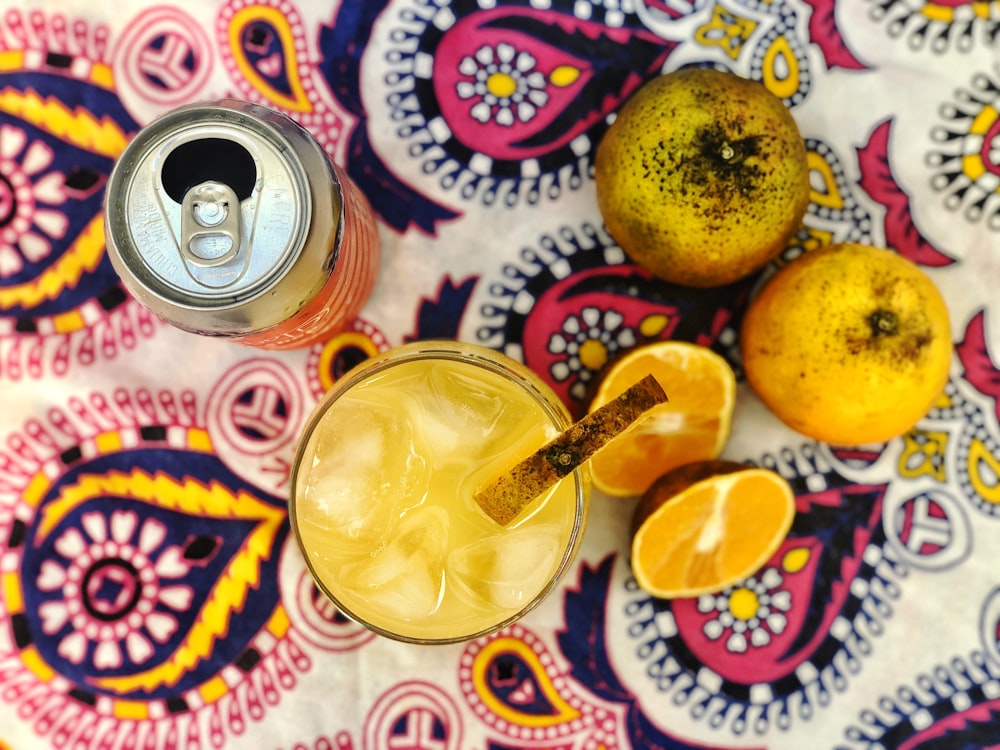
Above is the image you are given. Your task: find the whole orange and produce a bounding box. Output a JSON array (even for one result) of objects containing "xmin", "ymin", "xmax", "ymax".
[
  {"xmin": 594, "ymin": 67, "xmax": 810, "ymax": 287},
  {"xmin": 740, "ymin": 243, "xmax": 952, "ymax": 445}
]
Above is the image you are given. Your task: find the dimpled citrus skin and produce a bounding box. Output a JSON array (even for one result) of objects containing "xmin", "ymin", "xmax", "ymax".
[
  {"xmin": 595, "ymin": 68, "xmax": 810, "ymax": 288},
  {"xmin": 741, "ymin": 243, "xmax": 953, "ymax": 446}
]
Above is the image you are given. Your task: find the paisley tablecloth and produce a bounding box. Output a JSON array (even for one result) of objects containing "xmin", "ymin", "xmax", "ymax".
[{"xmin": 2, "ymin": 1, "xmax": 999, "ymax": 748}]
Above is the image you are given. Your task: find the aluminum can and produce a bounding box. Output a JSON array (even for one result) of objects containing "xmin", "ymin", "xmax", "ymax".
[{"xmin": 104, "ymin": 99, "xmax": 381, "ymax": 350}]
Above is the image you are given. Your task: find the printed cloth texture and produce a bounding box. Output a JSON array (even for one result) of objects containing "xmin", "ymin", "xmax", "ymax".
[{"xmin": 0, "ymin": 0, "xmax": 998, "ymax": 748}]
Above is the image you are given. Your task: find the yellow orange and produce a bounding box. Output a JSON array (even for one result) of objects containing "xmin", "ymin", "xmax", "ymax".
[
  {"xmin": 741, "ymin": 243, "xmax": 953, "ymax": 445},
  {"xmin": 595, "ymin": 67, "xmax": 810, "ymax": 287}
]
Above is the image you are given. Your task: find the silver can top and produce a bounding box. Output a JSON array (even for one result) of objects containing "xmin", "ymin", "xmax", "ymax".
[{"xmin": 105, "ymin": 100, "xmax": 342, "ymax": 336}]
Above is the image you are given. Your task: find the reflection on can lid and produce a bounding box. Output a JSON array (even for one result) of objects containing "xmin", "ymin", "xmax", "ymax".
[{"xmin": 107, "ymin": 102, "xmax": 312, "ymax": 307}]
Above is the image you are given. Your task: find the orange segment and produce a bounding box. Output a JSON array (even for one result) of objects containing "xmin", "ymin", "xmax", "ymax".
[
  {"xmin": 587, "ymin": 341, "xmax": 736, "ymax": 497},
  {"xmin": 630, "ymin": 461, "xmax": 795, "ymax": 598}
]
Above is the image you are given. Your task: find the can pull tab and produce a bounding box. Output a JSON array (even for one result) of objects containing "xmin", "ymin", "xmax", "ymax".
[{"xmin": 179, "ymin": 182, "xmax": 242, "ymax": 267}]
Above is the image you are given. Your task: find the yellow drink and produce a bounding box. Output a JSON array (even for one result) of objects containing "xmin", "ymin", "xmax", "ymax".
[{"xmin": 290, "ymin": 341, "xmax": 590, "ymax": 643}]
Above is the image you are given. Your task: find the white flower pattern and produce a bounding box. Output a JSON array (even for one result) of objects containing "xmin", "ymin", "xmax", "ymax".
[
  {"xmin": 547, "ymin": 307, "xmax": 637, "ymax": 400},
  {"xmin": 697, "ymin": 567, "xmax": 792, "ymax": 653},
  {"xmin": 36, "ymin": 510, "xmax": 195, "ymax": 670},
  {"xmin": 0, "ymin": 123, "xmax": 68, "ymax": 277},
  {"xmin": 456, "ymin": 43, "xmax": 549, "ymax": 126}
]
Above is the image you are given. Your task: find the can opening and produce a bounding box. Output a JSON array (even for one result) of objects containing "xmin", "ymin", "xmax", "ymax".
[{"xmin": 161, "ymin": 138, "xmax": 257, "ymax": 204}]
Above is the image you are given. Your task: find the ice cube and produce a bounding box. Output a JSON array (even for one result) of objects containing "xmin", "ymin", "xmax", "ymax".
[
  {"xmin": 341, "ymin": 506, "xmax": 450, "ymax": 622},
  {"xmin": 297, "ymin": 394, "xmax": 430, "ymax": 549},
  {"xmin": 448, "ymin": 524, "xmax": 562, "ymax": 611},
  {"xmin": 420, "ymin": 364, "xmax": 519, "ymax": 452}
]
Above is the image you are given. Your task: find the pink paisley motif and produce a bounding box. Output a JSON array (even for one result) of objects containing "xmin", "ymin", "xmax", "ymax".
[
  {"xmin": 512, "ymin": 260, "xmax": 745, "ymax": 416},
  {"xmin": 857, "ymin": 118, "xmax": 957, "ymax": 267},
  {"xmin": 520, "ymin": 265, "xmax": 681, "ymax": 408},
  {"xmin": 433, "ymin": 8, "xmax": 667, "ymax": 162}
]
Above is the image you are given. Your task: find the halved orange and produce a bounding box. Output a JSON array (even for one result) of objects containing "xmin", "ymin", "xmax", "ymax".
[
  {"xmin": 630, "ymin": 461, "xmax": 795, "ymax": 598},
  {"xmin": 587, "ymin": 341, "xmax": 736, "ymax": 497}
]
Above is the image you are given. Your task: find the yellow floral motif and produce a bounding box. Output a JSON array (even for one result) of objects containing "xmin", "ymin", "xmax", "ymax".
[
  {"xmin": 487, "ymin": 71, "xmax": 518, "ymax": 98},
  {"xmin": 760, "ymin": 35, "xmax": 801, "ymax": 100},
  {"xmin": 578, "ymin": 337, "xmax": 609, "ymax": 370},
  {"xmin": 899, "ymin": 430, "xmax": 949, "ymax": 482},
  {"xmin": 639, "ymin": 314, "xmax": 670, "ymax": 338},
  {"xmin": 727, "ymin": 586, "xmax": 760, "ymax": 620},
  {"xmin": 966, "ymin": 437, "xmax": 1000, "ymax": 505},
  {"xmin": 695, "ymin": 6, "xmax": 758, "ymax": 60},
  {"xmin": 807, "ymin": 150, "xmax": 847, "ymax": 211},
  {"xmin": 960, "ymin": 102, "xmax": 998, "ymax": 183},
  {"xmin": 782, "ymin": 546, "xmax": 810, "ymax": 573},
  {"xmin": 550, "ymin": 65, "xmax": 581, "ymax": 87}
]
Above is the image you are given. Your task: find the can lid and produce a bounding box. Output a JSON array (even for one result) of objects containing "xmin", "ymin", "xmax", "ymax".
[{"xmin": 106, "ymin": 102, "xmax": 313, "ymax": 309}]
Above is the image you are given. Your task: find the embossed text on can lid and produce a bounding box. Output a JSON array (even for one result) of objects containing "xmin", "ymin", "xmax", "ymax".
[{"xmin": 105, "ymin": 100, "xmax": 340, "ymax": 335}]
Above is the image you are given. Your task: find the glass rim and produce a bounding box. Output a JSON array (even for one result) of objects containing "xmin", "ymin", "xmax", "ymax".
[{"xmin": 288, "ymin": 339, "xmax": 590, "ymax": 645}]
